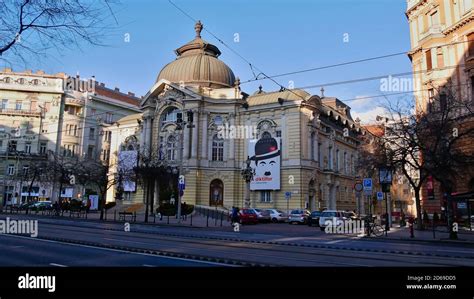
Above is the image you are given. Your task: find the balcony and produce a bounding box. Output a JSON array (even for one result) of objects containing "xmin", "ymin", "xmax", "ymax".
[
  {"xmin": 419, "ymin": 25, "xmax": 443, "ymax": 43},
  {"xmin": 0, "ymin": 108, "xmax": 41, "ymax": 117}
]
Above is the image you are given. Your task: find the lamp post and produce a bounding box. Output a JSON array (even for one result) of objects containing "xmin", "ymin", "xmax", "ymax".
[
  {"xmin": 379, "ymin": 166, "xmax": 393, "ymax": 234},
  {"xmin": 241, "ymin": 156, "xmax": 255, "ymax": 208}
]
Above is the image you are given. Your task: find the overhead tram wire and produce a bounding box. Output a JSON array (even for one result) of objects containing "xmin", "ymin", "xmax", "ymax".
[
  {"xmin": 239, "ymin": 39, "xmax": 474, "ymax": 85},
  {"xmin": 167, "ymin": 0, "xmax": 307, "ymax": 101}
]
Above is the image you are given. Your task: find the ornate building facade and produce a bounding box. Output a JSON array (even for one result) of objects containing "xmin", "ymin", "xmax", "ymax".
[{"xmin": 110, "ymin": 22, "xmax": 364, "ymax": 213}]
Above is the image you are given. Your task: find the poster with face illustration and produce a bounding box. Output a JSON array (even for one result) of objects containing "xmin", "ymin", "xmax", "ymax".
[{"xmin": 248, "ymin": 137, "xmax": 281, "ymax": 190}]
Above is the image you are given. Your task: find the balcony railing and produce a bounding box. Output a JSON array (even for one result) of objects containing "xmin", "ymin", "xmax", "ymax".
[{"xmin": 0, "ymin": 108, "xmax": 41, "ymax": 117}]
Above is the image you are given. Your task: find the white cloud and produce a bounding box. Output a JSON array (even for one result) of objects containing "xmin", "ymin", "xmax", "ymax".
[{"xmin": 351, "ymin": 106, "xmax": 387, "ymax": 124}]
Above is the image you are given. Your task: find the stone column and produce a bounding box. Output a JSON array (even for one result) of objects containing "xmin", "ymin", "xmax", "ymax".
[
  {"xmin": 229, "ymin": 113, "xmax": 235, "ymax": 160},
  {"xmin": 201, "ymin": 112, "xmax": 208, "ymax": 160},
  {"xmin": 183, "ymin": 111, "xmax": 190, "ymax": 159},
  {"xmin": 191, "ymin": 110, "xmax": 199, "ymax": 159}
]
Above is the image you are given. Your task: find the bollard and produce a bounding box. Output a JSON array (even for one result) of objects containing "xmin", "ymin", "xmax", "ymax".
[
  {"xmin": 220, "ymin": 211, "xmax": 223, "ymax": 227},
  {"xmin": 114, "ymin": 210, "xmax": 117, "ymax": 221},
  {"xmin": 206, "ymin": 210, "xmax": 209, "ymax": 227},
  {"xmin": 154, "ymin": 213, "xmax": 156, "ymax": 223},
  {"xmin": 167, "ymin": 215, "xmax": 169, "ymax": 224},
  {"xmin": 408, "ymin": 217, "xmax": 414, "ymax": 238},
  {"xmin": 190, "ymin": 213, "xmax": 193, "ymax": 226}
]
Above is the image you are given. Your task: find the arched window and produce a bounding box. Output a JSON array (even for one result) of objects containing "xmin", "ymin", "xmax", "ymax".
[
  {"xmin": 160, "ymin": 107, "xmax": 180, "ymax": 127},
  {"xmin": 209, "ymin": 179, "xmax": 224, "ymax": 206},
  {"xmin": 310, "ymin": 132, "xmax": 315, "ymax": 160},
  {"xmin": 212, "ymin": 135, "xmax": 224, "ymax": 161},
  {"xmin": 166, "ymin": 135, "xmax": 177, "ymax": 161}
]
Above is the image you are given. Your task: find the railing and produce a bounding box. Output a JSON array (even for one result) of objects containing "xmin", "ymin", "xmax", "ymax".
[{"xmin": 0, "ymin": 108, "xmax": 41, "ymax": 117}]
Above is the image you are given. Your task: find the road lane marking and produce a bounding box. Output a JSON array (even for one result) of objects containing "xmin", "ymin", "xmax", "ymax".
[
  {"xmin": 143, "ymin": 264, "xmax": 155, "ymax": 267},
  {"xmin": 49, "ymin": 263, "xmax": 67, "ymax": 267},
  {"xmin": 325, "ymin": 240, "xmax": 345, "ymax": 244},
  {"xmin": 1, "ymin": 234, "xmax": 237, "ymax": 267},
  {"xmin": 103, "ymin": 238, "xmax": 152, "ymax": 245}
]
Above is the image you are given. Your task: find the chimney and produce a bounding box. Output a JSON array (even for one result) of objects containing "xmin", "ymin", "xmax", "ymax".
[
  {"xmin": 114, "ymin": 87, "xmax": 120, "ymax": 92},
  {"xmin": 128, "ymin": 92, "xmax": 135, "ymax": 97},
  {"xmin": 100, "ymin": 83, "xmax": 105, "ymax": 87}
]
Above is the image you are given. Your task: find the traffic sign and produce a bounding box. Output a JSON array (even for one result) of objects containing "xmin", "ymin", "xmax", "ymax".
[
  {"xmin": 285, "ymin": 191, "xmax": 292, "ymax": 200},
  {"xmin": 363, "ymin": 178, "xmax": 373, "ymax": 191},
  {"xmin": 354, "ymin": 183, "xmax": 363, "ymax": 192},
  {"xmin": 376, "ymin": 191, "xmax": 383, "ymax": 201},
  {"xmin": 178, "ymin": 175, "xmax": 185, "ymax": 191}
]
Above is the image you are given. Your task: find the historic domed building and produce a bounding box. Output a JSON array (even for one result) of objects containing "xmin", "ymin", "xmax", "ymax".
[{"xmin": 108, "ymin": 21, "xmax": 365, "ymax": 214}]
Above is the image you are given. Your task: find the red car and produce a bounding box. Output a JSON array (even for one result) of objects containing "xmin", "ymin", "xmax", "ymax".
[{"xmin": 238, "ymin": 209, "xmax": 259, "ymax": 225}]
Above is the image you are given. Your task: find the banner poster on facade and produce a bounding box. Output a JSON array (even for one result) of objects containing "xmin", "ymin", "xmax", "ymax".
[
  {"xmin": 248, "ymin": 137, "xmax": 281, "ymax": 190},
  {"xmin": 118, "ymin": 150, "xmax": 138, "ymax": 192},
  {"xmin": 88, "ymin": 195, "xmax": 99, "ymax": 210}
]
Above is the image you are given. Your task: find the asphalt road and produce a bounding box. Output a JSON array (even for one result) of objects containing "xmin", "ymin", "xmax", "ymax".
[
  {"xmin": 1, "ymin": 214, "xmax": 474, "ymax": 266},
  {"xmin": 0, "ymin": 234, "xmax": 224, "ymax": 267}
]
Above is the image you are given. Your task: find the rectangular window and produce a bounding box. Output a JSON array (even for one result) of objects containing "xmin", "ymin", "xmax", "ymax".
[
  {"xmin": 328, "ymin": 146, "xmax": 333, "ymax": 170},
  {"xmin": 9, "ymin": 140, "xmax": 17, "ymax": 152},
  {"xmin": 25, "ymin": 142, "xmax": 31, "ymax": 153},
  {"xmin": 105, "ymin": 112, "xmax": 113, "ymax": 124},
  {"xmin": 318, "ymin": 143, "xmax": 322, "ymax": 168},
  {"xmin": 430, "ymin": 10, "xmax": 439, "ymax": 26},
  {"xmin": 468, "ymin": 33, "xmax": 474, "ymax": 57},
  {"xmin": 436, "ymin": 47, "xmax": 444, "ymax": 68},
  {"xmin": 343, "ymin": 152, "xmax": 347, "ymax": 174},
  {"xmin": 7, "ymin": 164, "xmax": 14, "ymax": 175},
  {"xmin": 425, "ymin": 49, "xmax": 432, "ymax": 71},
  {"xmin": 428, "ymin": 88, "xmax": 435, "ymax": 112},
  {"xmin": 22, "ymin": 165, "xmax": 29, "ymax": 176},
  {"xmin": 260, "ymin": 191, "xmax": 272, "ymax": 203},
  {"xmin": 40, "ymin": 142, "xmax": 47, "ymax": 154},
  {"xmin": 89, "ymin": 128, "xmax": 95, "ymax": 140},
  {"xmin": 15, "ymin": 101, "xmax": 22, "ymax": 110},
  {"xmin": 87, "ymin": 145, "xmax": 94, "ymax": 159},
  {"xmin": 1, "ymin": 99, "xmax": 7, "ymax": 110},
  {"xmin": 276, "ymin": 130, "xmax": 281, "ymax": 137}
]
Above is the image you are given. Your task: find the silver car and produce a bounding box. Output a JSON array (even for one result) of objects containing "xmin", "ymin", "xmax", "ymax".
[
  {"xmin": 288, "ymin": 209, "xmax": 310, "ymax": 224},
  {"xmin": 266, "ymin": 209, "xmax": 288, "ymax": 223}
]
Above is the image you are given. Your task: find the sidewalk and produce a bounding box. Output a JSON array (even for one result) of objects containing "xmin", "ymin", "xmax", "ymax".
[{"xmin": 381, "ymin": 224, "xmax": 474, "ymax": 244}]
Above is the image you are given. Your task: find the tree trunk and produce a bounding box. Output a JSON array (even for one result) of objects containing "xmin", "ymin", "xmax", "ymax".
[
  {"xmin": 414, "ymin": 187, "xmax": 423, "ymax": 230},
  {"xmin": 144, "ymin": 179, "xmax": 149, "ymax": 223}
]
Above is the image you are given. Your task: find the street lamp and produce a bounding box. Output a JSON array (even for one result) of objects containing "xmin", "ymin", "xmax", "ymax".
[
  {"xmin": 379, "ymin": 166, "xmax": 393, "ymax": 234},
  {"xmin": 241, "ymin": 156, "xmax": 255, "ymax": 208}
]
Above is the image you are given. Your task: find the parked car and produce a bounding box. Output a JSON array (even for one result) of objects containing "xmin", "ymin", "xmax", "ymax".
[
  {"xmin": 18, "ymin": 202, "xmax": 36, "ymax": 210},
  {"xmin": 266, "ymin": 209, "xmax": 288, "ymax": 223},
  {"xmin": 30, "ymin": 201, "xmax": 52, "ymax": 211},
  {"xmin": 344, "ymin": 211, "xmax": 359, "ymax": 220},
  {"xmin": 253, "ymin": 209, "xmax": 271, "ymax": 222},
  {"xmin": 238, "ymin": 209, "xmax": 259, "ymax": 225},
  {"xmin": 288, "ymin": 209, "xmax": 310, "ymax": 224},
  {"xmin": 319, "ymin": 210, "xmax": 347, "ymax": 231},
  {"xmin": 307, "ymin": 211, "xmax": 322, "ymax": 227}
]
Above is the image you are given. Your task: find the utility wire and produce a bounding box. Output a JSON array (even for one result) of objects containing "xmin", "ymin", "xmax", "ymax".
[{"xmin": 240, "ymin": 39, "xmax": 474, "ymax": 84}]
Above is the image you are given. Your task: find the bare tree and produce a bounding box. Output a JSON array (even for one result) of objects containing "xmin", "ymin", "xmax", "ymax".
[
  {"xmin": 0, "ymin": 0, "xmax": 119, "ymax": 64},
  {"xmin": 372, "ymin": 85, "xmax": 474, "ymax": 237}
]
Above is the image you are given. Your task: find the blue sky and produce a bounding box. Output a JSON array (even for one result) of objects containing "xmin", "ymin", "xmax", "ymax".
[{"xmin": 3, "ymin": 0, "xmax": 413, "ymax": 123}]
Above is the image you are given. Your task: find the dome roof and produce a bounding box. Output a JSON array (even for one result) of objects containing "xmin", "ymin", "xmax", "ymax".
[{"xmin": 156, "ymin": 21, "xmax": 236, "ymax": 88}]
